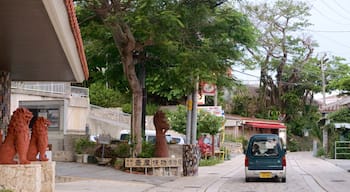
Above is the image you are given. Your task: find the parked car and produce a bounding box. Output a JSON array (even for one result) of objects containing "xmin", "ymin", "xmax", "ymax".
[
  {"xmin": 170, "ymin": 135, "xmax": 185, "ymax": 144},
  {"xmin": 119, "ymin": 130, "xmax": 172, "ymax": 144},
  {"xmin": 244, "ymin": 134, "xmax": 286, "ymax": 182}
]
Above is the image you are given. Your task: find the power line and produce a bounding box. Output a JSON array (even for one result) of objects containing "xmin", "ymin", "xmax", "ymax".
[
  {"xmin": 307, "ymin": 30, "xmax": 350, "ymax": 33},
  {"xmin": 333, "ymin": 0, "xmax": 350, "ymax": 17},
  {"xmin": 310, "ymin": 2, "xmax": 350, "ymax": 25},
  {"xmin": 319, "ymin": 0, "xmax": 350, "ymax": 21}
]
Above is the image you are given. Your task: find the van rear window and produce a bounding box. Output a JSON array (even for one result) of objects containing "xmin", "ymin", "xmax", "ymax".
[{"xmin": 251, "ymin": 138, "xmax": 279, "ymax": 156}]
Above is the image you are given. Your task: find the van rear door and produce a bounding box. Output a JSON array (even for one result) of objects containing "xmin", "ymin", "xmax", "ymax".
[{"xmin": 247, "ymin": 136, "xmax": 284, "ymax": 170}]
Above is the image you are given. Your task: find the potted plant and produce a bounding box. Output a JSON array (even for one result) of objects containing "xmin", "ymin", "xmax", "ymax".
[
  {"xmin": 74, "ymin": 137, "xmax": 96, "ymax": 163},
  {"xmin": 94, "ymin": 145, "xmax": 114, "ymax": 165},
  {"xmin": 113, "ymin": 142, "xmax": 131, "ymax": 170}
]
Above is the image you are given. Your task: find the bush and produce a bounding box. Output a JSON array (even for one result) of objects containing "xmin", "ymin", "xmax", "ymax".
[
  {"xmin": 199, "ymin": 157, "xmax": 223, "ymax": 166},
  {"xmin": 137, "ymin": 142, "xmax": 155, "ymax": 158},
  {"xmin": 317, "ymin": 147, "xmax": 325, "ymax": 157},
  {"xmin": 114, "ymin": 143, "xmax": 131, "ymax": 158},
  {"xmin": 94, "ymin": 145, "xmax": 114, "ymax": 158},
  {"xmin": 0, "ymin": 189, "xmax": 14, "ymax": 192},
  {"xmin": 74, "ymin": 137, "xmax": 96, "ymax": 154}
]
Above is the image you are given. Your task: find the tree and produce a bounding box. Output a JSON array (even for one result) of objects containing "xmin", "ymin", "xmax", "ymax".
[
  {"xmin": 239, "ymin": 0, "xmax": 316, "ymax": 115},
  {"xmin": 75, "ymin": 0, "xmax": 257, "ymax": 155},
  {"xmin": 197, "ymin": 110, "xmax": 225, "ymax": 156},
  {"xmin": 75, "ymin": 0, "xmax": 184, "ymax": 155},
  {"xmin": 166, "ymin": 105, "xmax": 225, "ymax": 156}
]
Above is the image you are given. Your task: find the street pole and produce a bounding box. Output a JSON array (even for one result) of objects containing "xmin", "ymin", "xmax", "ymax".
[
  {"xmin": 191, "ymin": 78, "xmax": 199, "ymax": 144},
  {"xmin": 321, "ymin": 54, "xmax": 328, "ymax": 154},
  {"xmin": 186, "ymin": 94, "xmax": 192, "ymax": 145}
]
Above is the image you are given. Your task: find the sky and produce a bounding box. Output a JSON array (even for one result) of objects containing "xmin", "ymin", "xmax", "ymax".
[{"xmin": 235, "ymin": 0, "xmax": 350, "ymax": 84}]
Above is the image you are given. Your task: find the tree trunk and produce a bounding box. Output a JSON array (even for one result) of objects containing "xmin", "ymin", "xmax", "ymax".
[
  {"xmin": 211, "ymin": 135, "xmax": 215, "ymax": 157},
  {"xmin": 108, "ymin": 22, "xmax": 143, "ymax": 156}
]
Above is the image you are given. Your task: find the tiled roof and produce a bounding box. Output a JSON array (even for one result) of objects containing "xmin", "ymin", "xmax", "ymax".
[{"xmin": 64, "ymin": 0, "xmax": 89, "ymax": 80}]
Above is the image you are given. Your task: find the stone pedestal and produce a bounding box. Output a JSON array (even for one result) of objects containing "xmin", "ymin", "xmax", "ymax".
[{"xmin": 0, "ymin": 161, "xmax": 55, "ymax": 192}]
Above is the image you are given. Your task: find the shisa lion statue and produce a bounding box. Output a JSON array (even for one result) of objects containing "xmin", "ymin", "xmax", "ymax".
[
  {"xmin": 0, "ymin": 108, "xmax": 33, "ymax": 164},
  {"xmin": 27, "ymin": 117, "xmax": 50, "ymax": 161},
  {"xmin": 154, "ymin": 110, "xmax": 170, "ymax": 157}
]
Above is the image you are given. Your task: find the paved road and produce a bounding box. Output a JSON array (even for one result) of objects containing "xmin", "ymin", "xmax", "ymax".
[{"xmin": 55, "ymin": 152, "xmax": 350, "ymax": 192}]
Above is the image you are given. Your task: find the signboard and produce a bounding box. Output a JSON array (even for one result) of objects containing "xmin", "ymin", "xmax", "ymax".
[
  {"xmin": 201, "ymin": 82, "xmax": 216, "ymax": 96},
  {"xmin": 125, "ymin": 158, "xmax": 182, "ymax": 168},
  {"xmin": 198, "ymin": 106, "xmax": 224, "ymax": 117},
  {"xmin": 98, "ymin": 134, "xmax": 111, "ymax": 144}
]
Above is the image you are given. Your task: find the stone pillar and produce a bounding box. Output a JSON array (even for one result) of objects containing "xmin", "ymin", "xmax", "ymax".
[
  {"xmin": 0, "ymin": 161, "xmax": 55, "ymax": 192},
  {"xmin": 0, "ymin": 71, "xmax": 10, "ymax": 138},
  {"xmin": 33, "ymin": 161, "xmax": 56, "ymax": 192},
  {"xmin": 182, "ymin": 144, "xmax": 200, "ymax": 176},
  {"xmin": 0, "ymin": 164, "xmax": 41, "ymax": 192}
]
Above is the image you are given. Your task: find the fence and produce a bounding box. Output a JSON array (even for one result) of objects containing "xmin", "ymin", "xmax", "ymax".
[{"xmin": 334, "ymin": 141, "xmax": 350, "ymax": 159}]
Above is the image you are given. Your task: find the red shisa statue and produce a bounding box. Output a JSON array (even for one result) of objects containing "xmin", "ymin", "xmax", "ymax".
[
  {"xmin": 0, "ymin": 108, "xmax": 33, "ymax": 164},
  {"xmin": 154, "ymin": 110, "xmax": 170, "ymax": 157},
  {"xmin": 27, "ymin": 117, "xmax": 50, "ymax": 161}
]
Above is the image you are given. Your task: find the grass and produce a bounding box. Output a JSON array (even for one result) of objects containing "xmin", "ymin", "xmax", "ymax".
[{"xmin": 199, "ymin": 157, "xmax": 224, "ymax": 166}]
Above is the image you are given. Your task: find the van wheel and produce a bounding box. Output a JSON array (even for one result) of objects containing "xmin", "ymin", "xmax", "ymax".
[
  {"xmin": 245, "ymin": 177, "xmax": 250, "ymax": 182},
  {"xmin": 281, "ymin": 177, "xmax": 286, "ymax": 183}
]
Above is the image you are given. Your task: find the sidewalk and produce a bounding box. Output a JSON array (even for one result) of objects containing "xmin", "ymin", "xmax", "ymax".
[
  {"xmin": 55, "ymin": 153, "xmax": 244, "ymax": 192},
  {"xmin": 325, "ymin": 158, "xmax": 350, "ymax": 172}
]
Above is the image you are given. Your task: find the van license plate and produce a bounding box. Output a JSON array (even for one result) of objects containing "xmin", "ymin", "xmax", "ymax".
[{"xmin": 259, "ymin": 172, "xmax": 272, "ymax": 178}]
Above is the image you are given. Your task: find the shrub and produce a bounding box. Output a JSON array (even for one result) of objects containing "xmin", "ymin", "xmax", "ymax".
[
  {"xmin": 199, "ymin": 158, "xmax": 223, "ymax": 166},
  {"xmin": 0, "ymin": 189, "xmax": 14, "ymax": 192},
  {"xmin": 94, "ymin": 145, "xmax": 114, "ymax": 158},
  {"xmin": 137, "ymin": 142, "xmax": 155, "ymax": 158},
  {"xmin": 114, "ymin": 143, "xmax": 131, "ymax": 158},
  {"xmin": 74, "ymin": 137, "xmax": 96, "ymax": 154}
]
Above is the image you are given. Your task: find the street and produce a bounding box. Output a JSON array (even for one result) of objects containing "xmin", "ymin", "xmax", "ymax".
[
  {"xmin": 56, "ymin": 152, "xmax": 350, "ymax": 192},
  {"xmin": 145, "ymin": 152, "xmax": 350, "ymax": 192}
]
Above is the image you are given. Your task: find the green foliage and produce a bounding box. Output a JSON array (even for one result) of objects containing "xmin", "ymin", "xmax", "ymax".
[
  {"xmin": 0, "ymin": 190, "xmax": 13, "ymax": 192},
  {"xmin": 197, "ymin": 110, "xmax": 225, "ymax": 136},
  {"xmin": 137, "ymin": 142, "xmax": 155, "ymax": 158},
  {"xmin": 166, "ymin": 105, "xmax": 225, "ymax": 137},
  {"xmin": 328, "ymin": 108, "xmax": 350, "ymax": 123},
  {"xmin": 199, "ymin": 157, "xmax": 223, "ymax": 166},
  {"xmin": 317, "ymin": 147, "xmax": 325, "ymax": 157},
  {"xmin": 113, "ymin": 143, "xmax": 131, "ymax": 158},
  {"xmin": 94, "ymin": 145, "xmax": 114, "ymax": 158},
  {"xmin": 166, "ymin": 105, "xmax": 187, "ymax": 135},
  {"xmin": 74, "ymin": 137, "xmax": 96, "ymax": 154},
  {"xmin": 89, "ymin": 82, "xmax": 129, "ymax": 107},
  {"xmin": 121, "ymin": 102, "xmax": 159, "ymax": 115},
  {"xmin": 121, "ymin": 103, "xmax": 132, "ymax": 114},
  {"xmin": 146, "ymin": 103, "xmax": 159, "ymax": 115},
  {"xmin": 76, "ymin": 0, "xmax": 257, "ymax": 104}
]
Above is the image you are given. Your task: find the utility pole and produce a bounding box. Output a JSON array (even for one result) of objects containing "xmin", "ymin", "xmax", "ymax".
[{"xmin": 321, "ymin": 54, "xmax": 328, "ymax": 154}]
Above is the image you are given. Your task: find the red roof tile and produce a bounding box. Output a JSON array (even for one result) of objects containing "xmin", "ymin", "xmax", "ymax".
[{"xmin": 64, "ymin": 0, "xmax": 89, "ymax": 80}]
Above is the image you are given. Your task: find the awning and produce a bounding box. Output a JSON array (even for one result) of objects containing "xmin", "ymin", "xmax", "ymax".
[
  {"xmin": 0, "ymin": 0, "xmax": 88, "ymax": 82},
  {"xmin": 245, "ymin": 122, "xmax": 286, "ymax": 129}
]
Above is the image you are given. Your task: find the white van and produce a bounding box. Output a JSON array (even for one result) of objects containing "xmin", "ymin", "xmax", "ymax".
[{"xmin": 119, "ymin": 130, "xmax": 172, "ymax": 144}]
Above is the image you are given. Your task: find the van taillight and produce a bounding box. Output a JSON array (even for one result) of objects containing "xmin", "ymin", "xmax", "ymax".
[
  {"xmin": 282, "ymin": 156, "xmax": 286, "ymax": 166},
  {"xmin": 245, "ymin": 156, "xmax": 248, "ymax": 167}
]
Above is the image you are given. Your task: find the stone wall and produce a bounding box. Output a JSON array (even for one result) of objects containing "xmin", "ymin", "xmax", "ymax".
[{"xmin": 0, "ymin": 161, "xmax": 55, "ymax": 192}]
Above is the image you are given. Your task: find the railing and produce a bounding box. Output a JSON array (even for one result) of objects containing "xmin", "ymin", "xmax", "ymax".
[
  {"xmin": 334, "ymin": 141, "xmax": 350, "ymax": 159},
  {"xmin": 11, "ymin": 81, "xmax": 88, "ymax": 98}
]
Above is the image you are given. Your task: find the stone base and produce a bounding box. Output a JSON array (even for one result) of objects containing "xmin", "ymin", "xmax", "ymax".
[{"xmin": 0, "ymin": 161, "xmax": 55, "ymax": 192}]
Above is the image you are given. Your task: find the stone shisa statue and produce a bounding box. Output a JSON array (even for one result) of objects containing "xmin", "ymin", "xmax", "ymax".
[
  {"xmin": 153, "ymin": 110, "xmax": 170, "ymax": 157},
  {"xmin": 0, "ymin": 107, "xmax": 33, "ymax": 164},
  {"xmin": 27, "ymin": 117, "xmax": 50, "ymax": 161}
]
